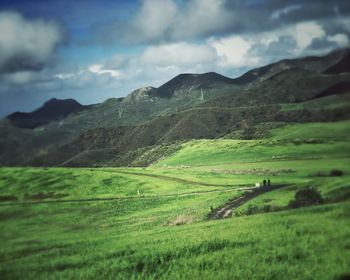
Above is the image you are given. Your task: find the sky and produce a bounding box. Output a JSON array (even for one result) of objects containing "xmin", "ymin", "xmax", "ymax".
[{"xmin": 0, "ymin": 0, "xmax": 350, "ymax": 116}]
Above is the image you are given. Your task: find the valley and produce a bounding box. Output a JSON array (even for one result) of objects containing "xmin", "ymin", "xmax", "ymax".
[{"xmin": 0, "ymin": 49, "xmax": 349, "ymax": 279}]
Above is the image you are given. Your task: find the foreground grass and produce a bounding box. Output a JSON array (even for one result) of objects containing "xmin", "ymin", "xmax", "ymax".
[{"xmin": 0, "ymin": 201, "xmax": 349, "ymax": 279}]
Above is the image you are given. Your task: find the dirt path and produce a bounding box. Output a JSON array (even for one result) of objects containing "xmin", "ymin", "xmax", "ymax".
[
  {"xmin": 98, "ymin": 169, "xmax": 249, "ymax": 188},
  {"xmin": 0, "ymin": 168, "xmax": 258, "ymax": 207},
  {"xmin": 207, "ymin": 184, "xmax": 289, "ymax": 220},
  {"xmin": 0, "ymin": 187, "xmax": 246, "ymax": 206}
]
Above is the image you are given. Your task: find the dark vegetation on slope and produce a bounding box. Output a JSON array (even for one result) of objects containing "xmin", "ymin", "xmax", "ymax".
[
  {"xmin": 324, "ymin": 52, "xmax": 350, "ymax": 74},
  {"xmin": 313, "ymin": 81, "xmax": 350, "ymax": 99},
  {"xmin": 232, "ymin": 48, "xmax": 349, "ymax": 85}
]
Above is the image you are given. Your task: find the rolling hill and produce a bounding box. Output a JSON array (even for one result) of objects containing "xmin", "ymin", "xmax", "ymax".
[{"xmin": 0, "ymin": 119, "xmax": 349, "ymax": 279}]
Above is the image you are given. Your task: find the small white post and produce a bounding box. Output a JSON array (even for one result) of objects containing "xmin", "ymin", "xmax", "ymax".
[
  {"xmin": 118, "ymin": 104, "xmax": 123, "ymax": 119},
  {"xmin": 200, "ymin": 88, "xmax": 204, "ymax": 102}
]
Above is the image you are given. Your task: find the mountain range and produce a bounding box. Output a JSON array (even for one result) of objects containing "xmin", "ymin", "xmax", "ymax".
[{"xmin": 1, "ymin": 48, "xmax": 350, "ymax": 167}]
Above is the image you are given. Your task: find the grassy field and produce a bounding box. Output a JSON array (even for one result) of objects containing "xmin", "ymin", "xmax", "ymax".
[{"xmin": 0, "ymin": 121, "xmax": 349, "ymax": 279}]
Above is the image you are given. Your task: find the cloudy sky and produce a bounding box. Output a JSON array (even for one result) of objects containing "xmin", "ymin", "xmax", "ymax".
[{"xmin": 0, "ymin": 0, "xmax": 349, "ymax": 116}]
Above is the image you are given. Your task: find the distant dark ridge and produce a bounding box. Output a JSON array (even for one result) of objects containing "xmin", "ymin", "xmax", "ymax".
[
  {"xmin": 314, "ymin": 82, "xmax": 350, "ymax": 99},
  {"xmin": 232, "ymin": 63, "xmax": 275, "ymax": 85},
  {"xmin": 231, "ymin": 56, "xmax": 326, "ymax": 85},
  {"xmin": 157, "ymin": 72, "xmax": 235, "ymax": 97},
  {"xmin": 231, "ymin": 58, "xmax": 323, "ymax": 85},
  {"xmin": 7, "ymin": 98, "xmax": 84, "ymax": 129},
  {"xmin": 233, "ymin": 48, "xmax": 350, "ymax": 85},
  {"xmin": 324, "ymin": 53, "xmax": 350, "ymax": 74}
]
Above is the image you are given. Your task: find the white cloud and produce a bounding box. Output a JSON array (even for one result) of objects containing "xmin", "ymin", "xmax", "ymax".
[
  {"xmin": 140, "ymin": 42, "xmax": 217, "ymax": 66},
  {"xmin": 294, "ymin": 21, "xmax": 326, "ymax": 50},
  {"xmin": 328, "ymin": 33, "xmax": 349, "ymax": 48},
  {"xmin": 123, "ymin": 0, "xmax": 231, "ymax": 43},
  {"xmin": 0, "ymin": 11, "xmax": 64, "ymax": 74},
  {"xmin": 88, "ymin": 64, "xmax": 122, "ymax": 78},
  {"xmin": 53, "ymin": 64, "xmax": 123, "ymax": 92},
  {"xmin": 209, "ymin": 36, "xmax": 260, "ymax": 68},
  {"xmin": 173, "ymin": 0, "xmax": 231, "ymax": 39},
  {"xmin": 130, "ymin": 0, "xmax": 177, "ymax": 42},
  {"xmin": 243, "ymin": 21, "xmax": 329, "ymax": 56},
  {"xmin": 55, "ymin": 73, "xmax": 76, "ymax": 80}
]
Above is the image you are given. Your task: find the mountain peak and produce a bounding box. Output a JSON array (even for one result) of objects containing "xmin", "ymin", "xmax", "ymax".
[
  {"xmin": 8, "ymin": 98, "xmax": 83, "ymax": 129},
  {"xmin": 44, "ymin": 98, "xmax": 81, "ymax": 106},
  {"xmin": 158, "ymin": 72, "xmax": 234, "ymax": 97}
]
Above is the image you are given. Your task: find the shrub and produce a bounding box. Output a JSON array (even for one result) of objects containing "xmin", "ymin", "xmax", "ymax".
[
  {"xmin": 0, "ymin": 195, "xmax": 17, "ymax": 202},
  {"xmin": 288, "ymin": 187, "xmax": 323, "ymax": 209},
  {"xmin": 330, "ymin": 169, "xmax": 343, "ymax": 177},
  {"xmin": 312, "ymin": 171, "xmax": 328, "ymax": 177},
  {"xmin": 243, "ymin": 204, "xmax": 282, "ymax": 216}
]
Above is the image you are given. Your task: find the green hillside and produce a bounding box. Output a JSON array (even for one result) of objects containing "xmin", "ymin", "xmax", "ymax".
[
  {"xmin": 155, "ymin": 120, "xmax": 350, "ymax": 166},
  {"xmin": 0, "ymin": 121, "xmax": 349, "ymax": 278}
]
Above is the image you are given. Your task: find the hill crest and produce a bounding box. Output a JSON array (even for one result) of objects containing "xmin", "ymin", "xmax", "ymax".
[{"xmin": 7, "ymin": 98, "xmax": 83, "ymax": 129}]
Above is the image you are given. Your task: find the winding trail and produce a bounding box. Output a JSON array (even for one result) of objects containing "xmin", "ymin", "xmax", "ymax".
[
  {"xmin": 0, "ymin": 187, "xmax": 245, "ymax": 206},
  {"xmin": 97, "ymin": 169, "xmax": 249, "ymax": 188},
  {"xmin": 0, "ymin": 169, "xmax": 255, "ymax": 206},
  {"xmin": 0, "ymin": 166, "xmax": 289, "ymax": 214},
  {"xmin": 207, "ymin": 184, "xmax": 289, "ymax": 220}
]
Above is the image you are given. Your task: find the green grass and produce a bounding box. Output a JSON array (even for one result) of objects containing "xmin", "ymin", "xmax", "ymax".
[
  {"xmin": 0, "ymin": 120, "xmax": 349, "ymax": 279},
  {"xmin": 0, "ymin": 201, "xmax": 349, "ymax": 279},
  {"xmin": 123, "ymin": 120, "xmax": 350, "ymax": 169},
  {"xmin": 268, "ymin": 120, "xmax": 350, "ymax": 140}
]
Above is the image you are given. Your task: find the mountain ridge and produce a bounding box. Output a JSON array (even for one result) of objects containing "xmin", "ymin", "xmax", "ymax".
[
  {"xmin": 1, "ymin": 48, "xmax": 350, "ymax": 167},
  {"xmin": 5, "ymin": 48, "xmax": 350, "ymax": 125}
]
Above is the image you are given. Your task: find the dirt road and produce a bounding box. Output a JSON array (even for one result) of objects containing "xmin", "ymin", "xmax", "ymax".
[
  {"xmin": 98, "ymin": 169, "xmax": 250, "ymax": 188},
  {"xmin": 207, "ymin": 184, "xmax": 289, "ymax": 220}
]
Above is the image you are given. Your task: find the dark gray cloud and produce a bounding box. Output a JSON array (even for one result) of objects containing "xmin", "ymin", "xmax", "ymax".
[
  {"xmin": 91, "ymin": 0, "xmax": 350, "ymax": 45},
  {"xmin": 0, "ymin": 11, "xmax": 65, "ymax": 76},
  {"xmin": 309, "ymin": 37, "xmax": 339, "ymax": 51},
  {"xmin": 0, "ymin": 54, "xmax": 44, "ymax": 74}
]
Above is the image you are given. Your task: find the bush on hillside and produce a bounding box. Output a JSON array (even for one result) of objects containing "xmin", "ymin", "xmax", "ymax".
[
  {"xmin": 288, "ymin": 187, "xmax": 323, "ymax": 209},
  {"xmin": 330, "ymin": 169, "xmax": 343, "ymax": 177}
]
